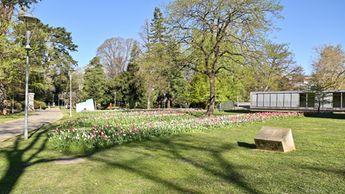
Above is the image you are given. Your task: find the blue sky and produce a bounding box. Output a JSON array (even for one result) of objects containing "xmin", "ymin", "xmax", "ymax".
[{"xmin": 32, "ymin": 0, "xmax": 345, "ymax": 74}]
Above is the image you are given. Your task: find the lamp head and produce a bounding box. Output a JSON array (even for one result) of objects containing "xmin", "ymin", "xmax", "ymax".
[
  {"xmin": 25, "ymin": 44, "xmax": 32, "ymax": 51},
  {"xmin": 18, "ymin": 14, "xmax": 40, "ymax": 23},
  {"xmin": 18, "ymin": 10, "xmax": 40, "ymax": 32},
  {"xmin": 18, "ymin": 10, "xmax": 40, "ymax": 24}
]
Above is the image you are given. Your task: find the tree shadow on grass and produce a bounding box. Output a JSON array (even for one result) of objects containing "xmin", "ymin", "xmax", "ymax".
[
  {"xmin": 89, "ymin": 156, "xmax": 198, "ymax": 193},
  {"xmin": 90, "ymin": 137, "xmax": 261, "ymax": 193},
  {"xmin": 0, "ymin": 126, "xmax": 89, "ymax": 194},
  {"xmin": 0, "ymin": 128, "xmax": 50, "ymax": 194},
  {"xmin": 0, "ymin": 129, "xmax": 261, "ymax": 194},
  {"xmin": 300, "ymin": 165, "xmax": 345, "ymax": 178},
  {"xmin": 149, "ymin": 138, "xmax": 261, "ymax": 193},
  {"xmin": 303, "ymin": 112, "xmax": 345, "ymax": 120}
]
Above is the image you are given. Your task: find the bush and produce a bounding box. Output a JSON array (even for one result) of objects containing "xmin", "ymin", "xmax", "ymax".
[
  {"xmin": 34, "ymin": 100, "xmax": 47, "ymax": 110},
  {"xmin": 14, "ymin": 101, "xmax": 23, "ymax": 110},
  {"xmin": 5, "ymin": 100, "xmax": 23, "ymax": 111}
]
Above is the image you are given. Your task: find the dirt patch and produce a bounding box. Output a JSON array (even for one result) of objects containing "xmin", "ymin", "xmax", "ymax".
[{"xmin": 54, "ymin": 157, "xmax": 86, "ymax": 164}]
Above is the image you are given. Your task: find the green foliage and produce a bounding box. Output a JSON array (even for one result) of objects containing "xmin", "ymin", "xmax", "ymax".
[
  {"xmin": 149, "ymin": 7, "xmax": 166, "ymax": 44},
  {"xmin": 310, "ymin": 44, "xmax": 345, "ymax": 90},
  {"xmin": 121, "ymin": 44, "xmax": 144, "ymax": 108},
  {"xmin": 83, "ymin": 57, "xmax": 107, "ymax": 108},
  {"xmin": 14, "ymin": 101, "xmax": 23, "ymax": 110},
  {"xmin": 100, "ymin": 43, "xmax": 145, "ymax": 109},
  {"xmin": 34, "ymin": 100, "xmax": 47, "ymax": 109},
  {"xmin": 138, "ymin": 7, "xmax": 190, "ymax": 109},
  {"xmin": 245, "ymin": 42, "xmax": 302, "ymax": 92},
  {"xmin": 0, "ymin": 0, "xmax": 41, "ymax": 35},
  {"xmin": 308, "ymin": 45, "xmax": 345, "ymax": 111},
  {"xmin": 0, "ymin": 15, "xmax": 78, "ymax": 114},
  {"xmin": 167, "ymin": 0, "xmax": 283, "ymax": 114},
  {"xmin": 216, "ymin": 70, "xmax": 243, "ymax": 102},
  {"xmin": 138, "ymin": 8, "xmax": 171, "ymax": 109},
  {"xmin": 188, "ymin": 73, "xmax": 209, "ymax": 107}
]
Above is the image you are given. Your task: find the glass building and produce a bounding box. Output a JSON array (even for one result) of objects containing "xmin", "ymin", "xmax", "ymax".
[{"xmin": 250, "ymin": 91, "xmax": 345, "ymax": 111}]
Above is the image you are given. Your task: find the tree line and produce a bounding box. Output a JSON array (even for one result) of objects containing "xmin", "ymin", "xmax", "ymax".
[
  {"xmin": 84, "ymin": 1, "xmax": 304, "ymax": 115},
  {"xmin": 0, "ymin": 0, "xmax": 77, "ymax": 115},
  {"xmin": 1, "ymin": 0, "xmax": 344, "ymax": 116}
]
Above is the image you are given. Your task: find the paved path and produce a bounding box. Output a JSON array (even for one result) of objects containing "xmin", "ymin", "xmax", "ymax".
[{"xmin": 0, "ymin": 108, "xmax": 63, "ymax": 142}]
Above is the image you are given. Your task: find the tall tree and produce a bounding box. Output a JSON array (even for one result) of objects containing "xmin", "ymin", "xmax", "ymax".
[
  {"xmin": 137, "ymin": 49, "xmax": 168, "ymax": 109},
  {"xmin": 123, "ymin": 43, "xmax": 144, "ymax": 108},
  {"xmin": 149, "ymin": 7, "xmax": 167, "ymax": 44},
  {"xmin": 83, "ymin": 57, "xmax": 107, "ymax": 109},
  {"xmin": 310, "ymin": 45, "xmax": 345, "ymax": 111},
  {"xmin": 167, "ymin": 0, "xmax": 282, "ymax": 115},
  {"xmin": 247, "ymin": 42, "xmax": 302, "ymax": 91},
  {"xmin": 0, "ymin": 0, "xmax": 40, "ymax": 36},
  {"xmin": 0, "ymin": 81, "xmax": 7, "ymax": 114},
  {"xmin": 10, "ymin": 21, "xmax": 77, "ymax": 103},
  {"xmin": 148, "ymin": 7, "xmax": 170, "ymax": 107},
  {"xmin": 311, "ymin": 45, "xmax": 345, "ymax": 90},
  {"xmin": 0, "ymin": 34, "xmax": 23, "ymax": 114},
  {"xmin": 162, "ymin": 39, "xmax": 191, "ymax": 108},
  {"xmin": 0, "ymin": 0, "xmax": 40, "ymax": 114},
  {"xmin": 139, "ymin": 7, "xmax": 187, "ymax": 109},
  {"xmin": 138, "ymin": 8, "xmax": 171, "ymax": 109},
  {"xmin": 44, "ymin": 25, "xmax": 78, "ymax": 105},
  {"xmin": 97, "ymin": 37, "xmax": 136, "ymax": 79}
]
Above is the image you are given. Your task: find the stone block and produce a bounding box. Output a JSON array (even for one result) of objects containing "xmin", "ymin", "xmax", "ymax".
[{"xmin": 254, "ymin": 126, "xmax": 295, "ymax": 152}]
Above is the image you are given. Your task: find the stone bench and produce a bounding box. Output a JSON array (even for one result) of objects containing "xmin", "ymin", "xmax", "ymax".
[{"xmin": 254, "ymin": 126, "xmax": 295, "ymax": 152}]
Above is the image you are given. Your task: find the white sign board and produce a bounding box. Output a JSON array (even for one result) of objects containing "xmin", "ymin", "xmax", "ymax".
[
  {"xmin": 76, "ymin": 99, "xmax": 95, "ymax": 112},
  {"xmin": 28, "ymin": 93, "xmax": 35, "ymax": 111}
]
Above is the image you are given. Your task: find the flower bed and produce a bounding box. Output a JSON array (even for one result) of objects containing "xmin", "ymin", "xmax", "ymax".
[
  {"xmin": 49, "ymin": 111, "xmax": 302, "ymax": 152},
  {"xmin": 61, "ymin": 109, "xmax": 202, "ymax": 128}
]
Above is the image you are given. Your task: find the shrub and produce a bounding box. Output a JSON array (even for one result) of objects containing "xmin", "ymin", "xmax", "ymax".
[
  {"xmin": 14, "ymin": 101, "xmax": 23, "ymax": 110},
  {"xmin": 34, "ymin": 100, "xmax": 47, "ymax": 110}
]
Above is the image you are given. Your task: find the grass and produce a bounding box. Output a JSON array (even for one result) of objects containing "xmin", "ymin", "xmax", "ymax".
[
  {"xmin": 0, "ymin": 112, "xmax": 38, "ymax": 124},
  {"xmin": 0, "ymin": 113, "xmax": 344, "ymax": 193},
  {"xmin": 0, "ymin": 112, "xmax": 26, "ymax": 123}
]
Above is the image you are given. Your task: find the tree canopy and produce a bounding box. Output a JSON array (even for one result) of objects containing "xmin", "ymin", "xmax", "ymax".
[{"xmin": 166, "ymin": 0, "xmax": 283, "ymax": 115}]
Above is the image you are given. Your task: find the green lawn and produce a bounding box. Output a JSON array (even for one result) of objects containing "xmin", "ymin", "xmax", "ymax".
[
  {"xmin": 0, "ymin": 112, "xmax": 38, "ymax": 124},
  {"xmin": 0, "ymin": 113, "xmax": 25, "ymax": 123},
  {"xmin": 0, "ymin": 115, "xmax": 344, "ymax": 193}
]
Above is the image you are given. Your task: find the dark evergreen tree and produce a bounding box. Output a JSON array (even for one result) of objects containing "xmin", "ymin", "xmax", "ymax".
[
  {"xmin": 145, "ymin": 7, "xmax": 186, "ymax": 108},
  {"xmin": 124, "ymin": 43, "xmax": 144, "ymax": 108},
  {"xmin": 83, "ymin": 57, "xmax": 107, "ymax": 109},
  {"xmin": 149, "ymin": 7, "xmax": 166, "ymax": 44}
]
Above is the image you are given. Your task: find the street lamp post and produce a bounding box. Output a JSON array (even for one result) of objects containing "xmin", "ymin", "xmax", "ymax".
[
  {"xmin": 19, "ymin": 12, "xmax": 40, "ymax": 140},
  {"xmin": 69, "ymin": 70, "xmax": 73, "ymax": 117},
  {"xmin": 24, "ymin": 31, "xmax": 31, "ymax": 139}
]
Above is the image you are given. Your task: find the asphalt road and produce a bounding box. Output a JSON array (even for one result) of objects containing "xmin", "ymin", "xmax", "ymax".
[{"xmin": 0, "ymin": 108, "xmax": 63, "ymax": 142}]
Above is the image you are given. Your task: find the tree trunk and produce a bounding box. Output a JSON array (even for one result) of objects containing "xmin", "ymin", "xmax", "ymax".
[
  {"xmin": 147, "ymin": 91, "xmax": 151, "ymax": 109},
  {"xmin": 317, "ymin": 97, "xmax": 321, "ymax": 113},
  {"xmin": 0, "ymin": 1, "xmax": 15, "ymax": 36},
  {"xmin": 166, "ymin": 93, "xmax": 172, "ymax": 109},
  {"xmin": 206, "ymin": 74, "xmax": 216, "ymax": 116},
  {"xmin": 0, "ymin": 82, "xmax": 8, "ymax": 115},
  {"xmin": 167, "ymin": 99, "xmax": 171, "ymax": 109}
]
